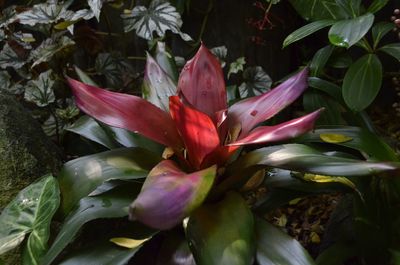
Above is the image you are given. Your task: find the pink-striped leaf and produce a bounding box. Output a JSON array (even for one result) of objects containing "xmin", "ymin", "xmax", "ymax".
[
  {"xmin": 229, "ymin": 109, "xmax": 323, "ymax": 146},
  {"xmin": 177, "ymin": 43, "xmax": 227, "ymax": 118},
  {"xmin": 129, "ymin": 160, "xmax": 217, "ymax": 230},
  {"xmin": 228, "ymin": 68, "xmax": 309, "ymax": 138},
  {"xmin": 68, "ymin": 78, "xmax": 183, "ymax": 149},
  {"xmin": 169, "ymin": 96, "xmax": 220, "ymax": 169}
]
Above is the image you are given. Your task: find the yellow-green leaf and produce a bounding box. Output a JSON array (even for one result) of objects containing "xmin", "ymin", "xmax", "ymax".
[
  {"xmin": 303, "ymin": 173, "xmax": 356, "ymax": 190},
  {"xmin": 109, "ymin": 237, "xmax": 149, "ymax": 249},
  {"xmin": 319, "ymin": 133, "xmax": 352, "ymax": 143}
]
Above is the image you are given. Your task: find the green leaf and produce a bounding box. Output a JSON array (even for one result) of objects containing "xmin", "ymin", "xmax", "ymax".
[
  {"xmin": 74, "ymin": 66, "xmax": 99, "ymax": 86},
  {"xmin": 41, "ymin": 185, "xmax": 141, "ymax": 265},
  {"xmin": 367, "ymin": 0, "xmax": 389, "ymax": 13},
  {"xmin": 0, "ymin": 175, "xmax": 59, "ymax": 264},
  {"xmin": 307, "ymin": 77, "xmax": 343, "ymax": 101},
  {"xmin": 58, "ymin": 241, "xmax": 144, "ymax": 265},
  {"xmin": 303, "ymin": 91, "xmax": 344, "ymax": 125},
  {"xmin": 0, "ymin": 71, "xmax": 11, "ymax": 91},
  {"xmin": 24, "ymin": 70, "xmax": 55, "ymax": 107},
  {"xmin": 16, "ymin": 2, "xmax": 74, "ymax": 26},
  {"xmin": 372, "ymin": 22, "xmax": 394, "ymax": 49},
  {"xmin": 231, "ymin": 143, "xmax": 400, "ymax": 177},
  {"xmin": 238, "ymin": 66, "xmax": 272, "ymax": 98},
  {"xmin": 335, "ymin": 0, "xmax": 361, "ymax": 17},
  {"xmin": 29, "ymin": 35, "xmax": 75, "ymax": 67},
  {"xmin": 328, "ymin": 13, "xmax": 374, "ymax": 48},
  {"xmin": 87, "ymin": 0, "xmax": 104, "ymax": 21},
  {"xmin": 310, "ymin": 45, "xmax": 334, "ymax": 76},
  {"xmin": 255, "ymin": 217, "xmax": 316, "ymax": 265},
  {"xmin": 319, "ymin": 133, "xmax": 353, "ymax": 143},
  {"xmin": 186, "ymin": 192, "xmax": 255, "ymax": 265},
  {"xmin": 121, "ymin": 0, "xmax": 192, "ymax": 41},
  {"xmin": 210, "ymin": 45, "xmax": 228, "ymax": 68},
  {"xmin": 153, "ymin": 42, "xmax": 179, "ymax": 82},
  {"xmin": 298, "ymin": 126, "xmax": 399, "ymax": 161},
  {"xmin": 342, "ymin": 54, "xmax": 382, "ymax": 111},
  {"xmin": 283, "ymin": 20, "xmax": 335, "ymax": 48},
  {"xmin": 327, "ymin": 53, "xmax": 353, "ymax": 68},
  {"xmin": 316, "ymin": 243, "xmax": 357, "ymax": 265},
  {"xmin": 0, "ymin": 43, "xmax": 26, "ymax": 70},
  {"xmin": 228, "ymin": 57, "xmax": 246, "ymax": 78},
  {"xmin": 58, "ymin": 147, "xmax": 161, "ymax": 215},
  {"xmin": 379, "ymin": 43, "xmax": 400, "ymax": 61},
  {"xmin": 288, "ymin": 0, "xmax": 348, "ymax": 21}
]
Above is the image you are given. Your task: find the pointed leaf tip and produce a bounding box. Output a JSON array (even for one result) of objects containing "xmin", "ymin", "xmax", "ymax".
[
  {"xmin": 67, "ymin": 77, "xmax": 183, "ymax": 149},
  {"xmin": 178, "ymin": 44, "xmax": 227, "ymax": 118}
]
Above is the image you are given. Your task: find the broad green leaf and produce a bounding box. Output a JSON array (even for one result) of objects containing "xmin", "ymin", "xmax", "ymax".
[
  {"xmin": 24, "ymin": 70, "xmax": 55, "ymax": 107},
  {"xmin": 289, "ymin": 0, "xmax": 348, "ymax": 21},
  {"xmin": 110, "ymin": 237, "xmax": 150, "ymax": 249},
  {"xmin": 153, "ymin": 42, "xmax": 179, "ymax": 82},
  {"xmin": 87, "ymin": 0, "xmax": 104, "ymax": 21},
  {"xmin": 298, "ymin": 126, "xmax": 399, "ymax": 161},
  {"xmin": 316, "ymin": 243, "xmax": 357, "ymax": 265},
  {"xmin": 328, "ymin": 13, "xmax": 374, "ymax": 48},
  {"xmin": 58, "ymin": 147, "xmax": 160, "ymax": 215},
  {"xmin": 58, "ymin": 241, "xmax": 144, "ymax": 265},
  {"xmin": 255, "ymin": 217, "xmax": 316, "ymax": 265},
  {"xmin": 372, "ymin": 22, "xmax": 394, "ymax": 49},
  {"xmin": 16, "ymin": 2, "xmax": 74, "ymax": 26},
  {"xmin": 238, "ymin": 66, "xmax": 272, "ymax": 98},
  {"xmin": 0, "ymin": 6, "xmax": 17, "ymax": 28},
  {"xmin": 310, "ymin": 45, "xmax": 334, "ymax": 76},
  {"xmin": 320, "ymin": 133, "xmax": 353, "ymax": 143},
  {"xmin": 367, "ymin": 0, "xmax": 389, "ymax": 13},
  {"xmin": 303, "ymin": 91, "xmax": 344, "ymax": 125},
  {"xmin": 379, "ymin": 43, "xmax": 400, "ymax": 61},
  {"xmin": 0, "ymin": 71, "xmax": 11, "ymax": 91},
  {"xmin": 210, "ymin": 45, "xmax": 228, "ymax": 68},
  {"xmin": 335, "ymin": 0, "xmax": 361, "ymax": 17},
  {"xmin": 41, "ymin": 185, "xmax": 141, "ymax": 265},
  {"xmin": 121, "ymin": 0, "xmax": 192, "ymax": 41},
  {"xmin": 327, "ymin": 53, "xmax": 353, "ymax": 68},
  {"xmin": 186, "ymin": 192, "xmax": 255, "ymax": 265},
  {"xmin": 228, "ymin": 57, "xmax": 246, "ymax": 78},
  {"xmin": 0, "ymin": 43, "xmax": 26, "ymax": 70},
  {"xmin": 283, "ymin": 20, "xmax": 335, "ymax": 48},
  {"xmin": 29, "ymin": 35, "xmax": 75, "ymax": 67},
  {"xmin": 308, "ymin": 77, "xmax": 342, "ymax": 101},
  {"xmin": 95, "ymin": 52, "xmax": 135, "ymax": 88},
  {"xmin": 0, "ymin": 175, "xmax": 59, "ymax": 265},
  {"xmin": 231, "ymin": 143, "xmax": 400, "ymax": 177},
  {"xmin": 342, "ymin": 54, "xmax": 382, "ymax": 111}
]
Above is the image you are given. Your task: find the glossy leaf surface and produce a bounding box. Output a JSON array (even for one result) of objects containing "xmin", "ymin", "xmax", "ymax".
[
  {"xmin": 372, "ymin": 22, "xmax": 394, "ymax": 49},
  {"xmin": 58, "ymin": 147, "xmax": 160, "ymax": 215},
  {"xmin": 367, "ymin": 0, "xmax": 389, "ymax": 13},
  {"xmin": 130, "ymin": 160, "xmax": 216, "ymax": 230},
  {"xmin": 230, "ymin": 109, "xmax": 323, "ymax": 146},
  {"xmin": 255, "ymin": 217, "xmax": 316, "ymax": 265},
  {"xmin": 41, "ymin": 185, "xmax": 141, "ymax": 265},
  {"xmin": 186, "ymin": 192, "xmax": 255, "ymax": 265},
  {"xmin": 68, "ymin": 77, "xmax": 183, "ymax": 149},
  {"xmin": 143, "ymin": 53, "xmax": 177, "ymax": 111},
  {"xmin": 0, "ymin": 175, "xmax": 59, "ymax": 264},
  {"xmin": 310, "ymin": 45, "xmax": 334, "ymax": 77},
  {"xmin": 303, "ymin": 91, "xmax": 343, "ymax": 125},
  {"xmin": 328, "ymin": 13, "xmax": 374, "ymax": 48},
  {"xmin": 178, "ymin": 44, "xmax": 227, "ymax": 118},
  {"xmin": 342, "ymin": 54, "xmax": 382, "ymax": 111},
  {"xmin": 170, "ymin": 96, "xmax": 220, "ymax": 168},
  {"xmin": 228, "ymin": 68, "xmax": 308, "ymax": 137},
  {"xmin": 289, "ymin": 0, "xmax": 348, "ymax": 21},
  {"xmin": 283, "ymin": 20, "xmax": 335, "ymax": 48},
  {"xmin": 379, "ymin": 43, "xmax": 400, "ymax": 61},
  {"xmin": 232, "ymin": 144, "xmax": 400, "ymax": 177}
]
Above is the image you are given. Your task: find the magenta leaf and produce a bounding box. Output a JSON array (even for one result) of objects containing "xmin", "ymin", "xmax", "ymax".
[
  {"xmin": 229, "ymin": 109, "xmax": 323, "ymax": 146},
  {"xmin": 68, "ymin": 78, "xmax": 183, "ymax": 149},
  {"xmin": 177, "ymin": 43, "xmax": 227, "ymax": 118},
  {"xmin": 129, "ymin": 160, "xmax": 217, "ymax": 230},
  {"xmin": 228, "ymin": 68, "xmax": 309, "ymax": 138},
  {"xmin": 143, "ymin": 53, "xmax": 177, "ymax": 111},
  {"xmin": 170, "ymin": 96, "xmax": 220, "ymax": 169}
]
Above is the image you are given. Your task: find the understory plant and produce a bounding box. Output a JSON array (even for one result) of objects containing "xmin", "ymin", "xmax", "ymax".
[{"xmin": 1, "ymin": 43, "xmax": 400, "ymax": 265}]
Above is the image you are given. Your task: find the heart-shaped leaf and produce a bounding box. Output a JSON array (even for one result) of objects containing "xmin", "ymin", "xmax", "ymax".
[
  {"xmin": 328, "ymin": 13, "xmax": 374, "ymax": 48},
  {"xmin": 0, "ymin": 175, "xmax": 59, "ymax": 265},
  {"xmin": 58, "ymin": 147, "xmax": 160, "ymax": 215},
  {"xmin": 342, "ymin": 54, "xmax": 382, "ymax": 111},
  {"xmin": 238, "ymin": 66, "xmax": 272, "ymax": 98},
  {"xmin": 24, "ymin": 70, "xmax": 56, "ymax": 107},
  {"xmin": 186, "ymin": 192, "xmax": 255, "ymax": 265}
]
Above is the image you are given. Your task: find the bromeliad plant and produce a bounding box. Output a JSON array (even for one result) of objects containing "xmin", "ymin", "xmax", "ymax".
[{"xmin": 1, "ymin": 44, "xmax": 400, "ymax": 265}]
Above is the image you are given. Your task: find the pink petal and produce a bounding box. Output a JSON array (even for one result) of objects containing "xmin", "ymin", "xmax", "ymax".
[
  {"xmin": 177, "ymin": 43, "xmax": 227, "ymax": 118},
  {"xmin": 229, "ymin": 109, "xmax": 323, "ymax": 146},
  {"xmin": 169, "ymin": 96, "xmax": 220, "ymax": 169},
  {"xmin": 228, "ymin": 68, "xmax": 309, "ymax": 139},
  {"xmin": 68, "ymin": 78, "xmax": 183, "ymax": 149},
  {"xmin": 129, "ymin": 160, "xmax": 217, "ymax": 230}
]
